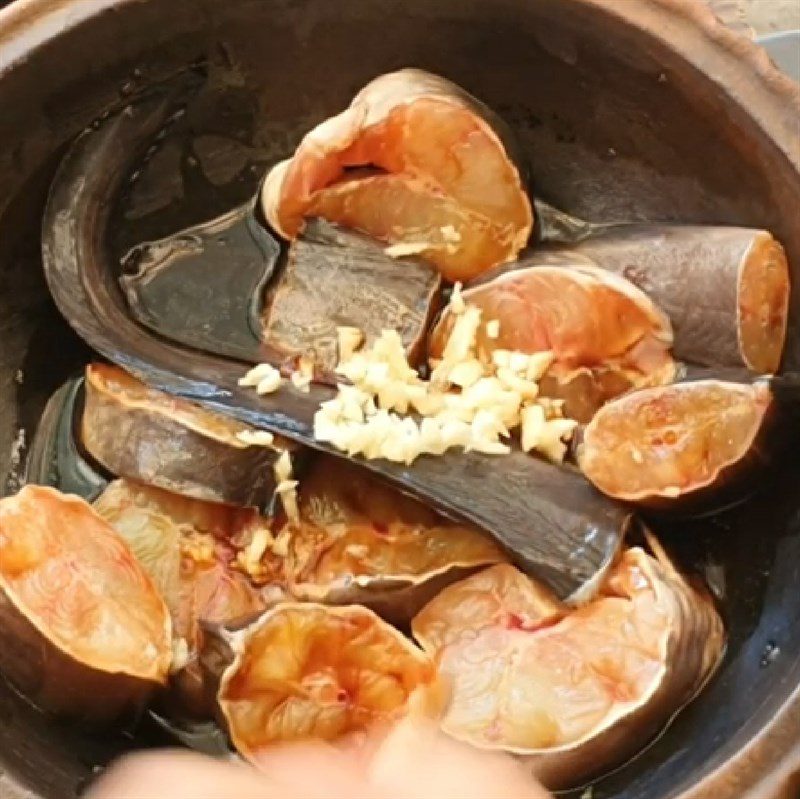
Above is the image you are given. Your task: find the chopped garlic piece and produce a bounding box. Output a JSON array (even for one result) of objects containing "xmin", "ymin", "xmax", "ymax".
[
  {"xmin": 498, "ymin": 367, "xmax": 540, "ymax": 401},
  {"xmin": 430, "ymin": 305, "xmax": 482, "ymax": 386},
  {"xmin": 508, "ymin": 351, "xmax": 530, "ymax": 374},
  {"xmin": 273, "ymin": 450, "xmax": 293, "ymax": 484},
  {"xmin": 337, "ymin": 326, "xmax": 364, "ymax": 363},
  {"xmin": 170, "ymin": 638, "xmax": 190, "ymax": 674},
  {"xmin": 663, "ymin": 486, "xmax": 682, "ymax": 498},
  {"xmin": 460, "ymin": 378, "xmax": 519, "ymax": 415},
  {"xmin": 440, "ymin": 225, "xmax": 461, "ymax": 244},
  {"xmin": 521, "ymin": 405, "xmax": 578, "ymax": 463},
  {"xmin": 448, "ymin": 359, "xmax": 484, "ymax": 389},
  {"xmin": 290, "ymin": 371, "xmax": 312, "ymax": 392},
  {"xmin": 313, "ymin": 413, "xmax": 348, "ymax": 448},
  {"xmin": 276, "ymin": 479, "xmax": 300, "ymax": 525},
  {"xmin": 437, "ymin": 418, "xmax": 471, "ymax": 451},
  {"xmin": 381, "ymin": 423, "xmax": 419, "ymax": 464},
  {"xmin": 239, "ymin": 363, "xmax": 284, "ymax": 394},
  {"xmin": 180, "ymin": 532, "xmax": 216, "ymax": 565},
  {"xmin": 486, "ymin": 319, "xmax": 500, "ymax": 339},
  {"xmin": 271, "ymin": 529, "xmax": 292, "ymax": 558},
  {"xmin": 450, "ymin": 282, "xmax": 466, "ymax": 314},
  {"xmin": 384, "ymin": 241, "xmax": 431, "ymax": 258},
  {"xmin": 372, "ymin": 330, "xmax": 420, "ymax": 383},
  {"xmin": 257, "ymin": 371, "xmax": 283, "ymax": 395},
  {"xmin": 290, "ymin": 353, "xmax": 314, "ymax": 393},
  {"xmin": 235, "ymin": 429, "xmax": 275, "ymax": 447},
  {"xmin": 491, "ymin": 350, "xmax": 511, "ymax": 369},
  {"xmin": 526, "ymin": 351, "xmax": 555, "ymax": 382},
  {"xmin": 337, "ymin": 353, "xmax": 368, "ymax": 382},
  {"xmin": 418, "ymin": 417, "xmax": 448, "ymax": 456},
  {"xmin": 469, "ymin": 409, "xmax": 511, "ymax": 455},
  {"xmin": 411, "ymin": 389, "xmax": 446, "ymax": 416},
  {"xmin": 238, "ymin": 362, "xmax": 278, "ymax": 387},
  {"xmin": 246, "ymin": 526, "xmax": 273, "ymax": 565},
  {"xmin": 520, "ymin": 404, "xmax": 545, "ymax": 453},
  {"xmin": 376, "ymin": 382, "xmax": 411, "ymax": 414}
]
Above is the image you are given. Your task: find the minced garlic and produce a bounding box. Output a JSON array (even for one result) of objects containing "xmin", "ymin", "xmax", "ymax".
[
  {"xmin": 239, "ymin": 362, "xmax": 283, "ymax": 394},
  {"xmin": 440, "ymin": 225, "xmax": 461, "ymax": 245},
  {"xmin": 235, "ymin": 525, "xmax": 277, "ymax": 580},
  {"xmin": 272, "ymin": 450, "xmax": 300, "ymax": 525},
  {"xmin": 337, "ymin": 326, "xmax": 364, "ymax": 363},
  {"xmin": 384, "ymin": 241, "xmax": 431, "ymax": 258},
  {"xmin": 520, "ymin": 404, "xmax": 579, "ymax": 463},
  {"xmin": 179, "ymin": 531, "xmax": 216, "ymax": 566},
  {"xmin": 430, "ymin": 305, "xmax": 482, "ymax": 387},
  {"xmin": 271, "ymin": 529, "xmax": 292, "ymax": 558},
  {"xmin": 309, "ymin": 286, "xmax": 577, "ymax": 466},
  {"xmin": 170, "ymin": 638, "xmax": 190, "ymax": 674},
  {"xmin": 246, "ymin": 526, "xmax": 272, "ymax": 565},
  {"xmin": 276, "ymin": 479, "xmax": 300, "ymax": 524},
  {"xmin": 290, "ymin": 353, "xmax": 314, "ymax": 393},
  {"xmin": 235, "ymin": 429, "xmax": 275, "ymax": 447},
  {"xmin": 485, "ymin": 319, "xmax": 500, "ymax": 339},
  {"xmin": 449, "ymin": 282, "xmax": 466, "ymax": 314},
  {"xmin": 273, "ymin": 450, "xmax": 293, "ymax": 484},
  {"xmin": 448, "ymin": 358, "xmax": 485, "ymax": 389}
]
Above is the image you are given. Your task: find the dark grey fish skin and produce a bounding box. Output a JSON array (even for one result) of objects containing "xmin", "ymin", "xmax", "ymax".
[
  {"xmin": 24, "ymin": 377, "xmax": 108, "ymax": 502},
  {"xmin": 120, "ymin": 200, "xmax": 280, "ymax": 364},
  {"xmin": 262, "ymin": 218, "xmax": 442, "ymax": 378}
]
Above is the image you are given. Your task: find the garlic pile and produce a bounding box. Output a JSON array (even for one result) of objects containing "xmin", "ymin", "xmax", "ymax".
[{"xmin": 312, "ymin": 285, "xmax": 578, "ymax": 465}]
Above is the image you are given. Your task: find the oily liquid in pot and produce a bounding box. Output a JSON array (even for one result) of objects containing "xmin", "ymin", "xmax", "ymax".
[
  {"xmin": 11, "ymin": 69, "xmax": 788, "ymax": 798},
  {"xmin": 107, "ymin": 67, "xmax": 283, "ymax": 364}
]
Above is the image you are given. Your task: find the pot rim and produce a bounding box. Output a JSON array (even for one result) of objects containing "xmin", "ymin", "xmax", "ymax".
[{"xmin": 0, "ymin": 0, "xmax": 798, "ymax": 797}]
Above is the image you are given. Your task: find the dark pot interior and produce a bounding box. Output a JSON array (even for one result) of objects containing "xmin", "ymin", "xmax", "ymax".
[{"xmin": 0, "ymin": 1, "xmax": 798, "ymax": 797}]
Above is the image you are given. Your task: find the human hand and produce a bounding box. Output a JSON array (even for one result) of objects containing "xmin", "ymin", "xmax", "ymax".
[{"xmin": 87, "ymin": 718, "xmax": 552, "ymax": 799}]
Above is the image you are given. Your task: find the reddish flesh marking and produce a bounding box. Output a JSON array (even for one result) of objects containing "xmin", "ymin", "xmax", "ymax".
[{"xmin": 502, "ymin": 612, "xmax": 563, "ymax": 633}]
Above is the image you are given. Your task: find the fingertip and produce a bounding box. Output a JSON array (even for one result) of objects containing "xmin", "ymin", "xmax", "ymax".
[{"xmin": 84, "ymin": 749, "xmax": 271, "ymax": 799}]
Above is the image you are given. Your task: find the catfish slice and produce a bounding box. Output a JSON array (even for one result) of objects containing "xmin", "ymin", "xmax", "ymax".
[
  {"xmin": 262, "ymin": 68, "xmax": 533, "ymax": 281},
  {"xmin": 529, "ymin": 226, "xmax": 790, "ymax": 374},
  {"xmin": 94, "ymin": 479, "xmax": 279, "ymax": 717},
  {"xmin": 576, "ymin": 377, "xmax": 778, "ymax": 515},
  {"xmin": 216, "ymin": 603, "xmax": 440, "ymax": 763},
  {"xmin": 82, "ymin": 363, "xmax": 295, "ymax": 508},
  {"xmin": 429, "ymin": 262, "xmax": 675, "ymax": 422},
  {"xmin": 412, "ymin": 544, "xmax": 724, "ymax": 790},
  {"xmin": 0, "ymin": 486, "xmax": 171, "ymax": 722},
  {"xmin": 285, "ymin": 455, "xmax": 505, "ymax": 623}
]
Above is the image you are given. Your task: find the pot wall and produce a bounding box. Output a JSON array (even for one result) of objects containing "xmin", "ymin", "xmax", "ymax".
[{"xmin": 0, "ymin": 2, "xmax": 798, "ymax": 798}]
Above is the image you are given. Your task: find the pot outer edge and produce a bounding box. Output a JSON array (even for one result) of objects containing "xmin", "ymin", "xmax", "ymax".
[{"xmin": 0, "ymin": 0, "xmax": 798, "ymax": 798}]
